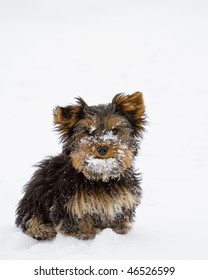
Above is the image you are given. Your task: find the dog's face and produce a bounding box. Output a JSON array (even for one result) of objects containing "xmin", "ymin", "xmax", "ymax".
[{"xmin": 54, "ymin": 92, "xmax": 145, "ymax": 182}]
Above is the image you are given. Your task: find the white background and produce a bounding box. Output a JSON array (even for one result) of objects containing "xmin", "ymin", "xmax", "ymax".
[{"xmin": 0, "ymin": 0, "xmax": 208, "ymax": 260}]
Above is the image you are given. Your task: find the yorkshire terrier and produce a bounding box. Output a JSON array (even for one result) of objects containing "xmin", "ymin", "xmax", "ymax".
[{"xmin": 16, "ymin": 92, "xmax": 146, "ymax": 240}]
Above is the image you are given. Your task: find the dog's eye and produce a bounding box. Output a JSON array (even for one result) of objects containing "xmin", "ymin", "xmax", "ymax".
[
  {"xmin": 86, "ymin": 125, "xmax": 97, "ymax": 136},
  {"xmin": 111, "ymin": 128, "xmax": 118, "ymax": 135},
  {"xmin": 86, "ymin": 130, "xmax": 92, "ymax": 136},
  {"xmin": 86, "ymin": 129, "xmax": 95, "ymax": 136}
]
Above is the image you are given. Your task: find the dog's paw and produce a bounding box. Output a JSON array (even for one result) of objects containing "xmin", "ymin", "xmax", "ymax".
[
  {"xmin": 112, "ymin": 223, "xmax": 132, "ymax": 235},
  {"xmin": 25, "ymin": 217, "xmax": 57, "ymax": 240},
  {"xmin": 74, "ymin": 231, "xmax": 96, "ymax": 240}
]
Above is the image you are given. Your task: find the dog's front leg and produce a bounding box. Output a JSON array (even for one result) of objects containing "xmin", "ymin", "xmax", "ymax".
[
  {"xmin": 55, "ymin": 216, "xmax": 97, "ymax": 240},
  {"xmin": 112, "ymin": 214, "xmax": 133, "ymax": 235}
]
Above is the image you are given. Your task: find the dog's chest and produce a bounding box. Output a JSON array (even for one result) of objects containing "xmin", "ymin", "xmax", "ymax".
[{"xmin": 65, "ymin": 186, "xmax": 139, "ymax": 219}]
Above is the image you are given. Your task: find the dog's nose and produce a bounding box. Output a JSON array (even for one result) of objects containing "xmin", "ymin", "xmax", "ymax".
[{"xmin": 97, "ymin": 146, "xmax": 108, "ymax": 156}]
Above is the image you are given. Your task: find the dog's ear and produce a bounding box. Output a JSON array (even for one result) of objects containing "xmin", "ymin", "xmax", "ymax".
[
  {"xmin": 112, "ymin": 91, "xmax": 146, "ymax": 136},
  {"xmin": 53, "ymin": 97, "xmax": 88, "ymax": 139}
]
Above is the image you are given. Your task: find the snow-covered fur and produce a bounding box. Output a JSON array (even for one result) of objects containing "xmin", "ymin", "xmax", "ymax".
[{"xmin": 16, "ymin": 92, "xmax": 146, "ymax": 240}]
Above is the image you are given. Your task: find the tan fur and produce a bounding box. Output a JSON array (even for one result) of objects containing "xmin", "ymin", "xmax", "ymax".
[
  {"xmin": 107, "ymin": 116, "xmax": 130, "ymax": 130},
  {"xmin": 112, "ymin": 92, "xmax": 145, "ymax": 129},
  {"xmin": 25, "ymin": 216, "xmax": 56, "ymax": 240},
  {"xmin": 64, "ymin": 184, "xmax": 139, "ymax": 220},
  {"xmin": 113, "ymin": 219, "xmax": 132, "ymax": 234},
  {"xmin": 53, "ymin": 101, "xmax": 86, "ymax": 136}
]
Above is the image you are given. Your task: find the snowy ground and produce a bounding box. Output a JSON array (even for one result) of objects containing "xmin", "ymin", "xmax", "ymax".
[{"xmin": 0, "ymin": 0, "xmax": 208, "ymax": 259}]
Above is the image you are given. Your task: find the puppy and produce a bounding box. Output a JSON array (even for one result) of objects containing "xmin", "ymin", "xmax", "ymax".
[{"xmin": 16, "ymin": 92, "xmax": 146, "ymax": 240}]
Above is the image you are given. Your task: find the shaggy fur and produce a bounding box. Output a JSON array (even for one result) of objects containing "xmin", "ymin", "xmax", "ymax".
[{"xmin": 16, "ymin": 92, "xmax": 146, "ymax": 240}]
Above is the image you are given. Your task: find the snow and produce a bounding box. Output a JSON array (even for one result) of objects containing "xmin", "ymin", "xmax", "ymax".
[
  {"xmin": 80, "ymin": 131, "xmax": 119, "ymax": 145},
  {"xmin": 0, "ymin": 0, "xmax": 208, "ymax": 260},
  {"xmin": 99, "ymin": 131, "xmax": 118, "ymax": 142},
  {"xmin": 85, "ymin": 157, "xmax": 120, "ymax": 181}
]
